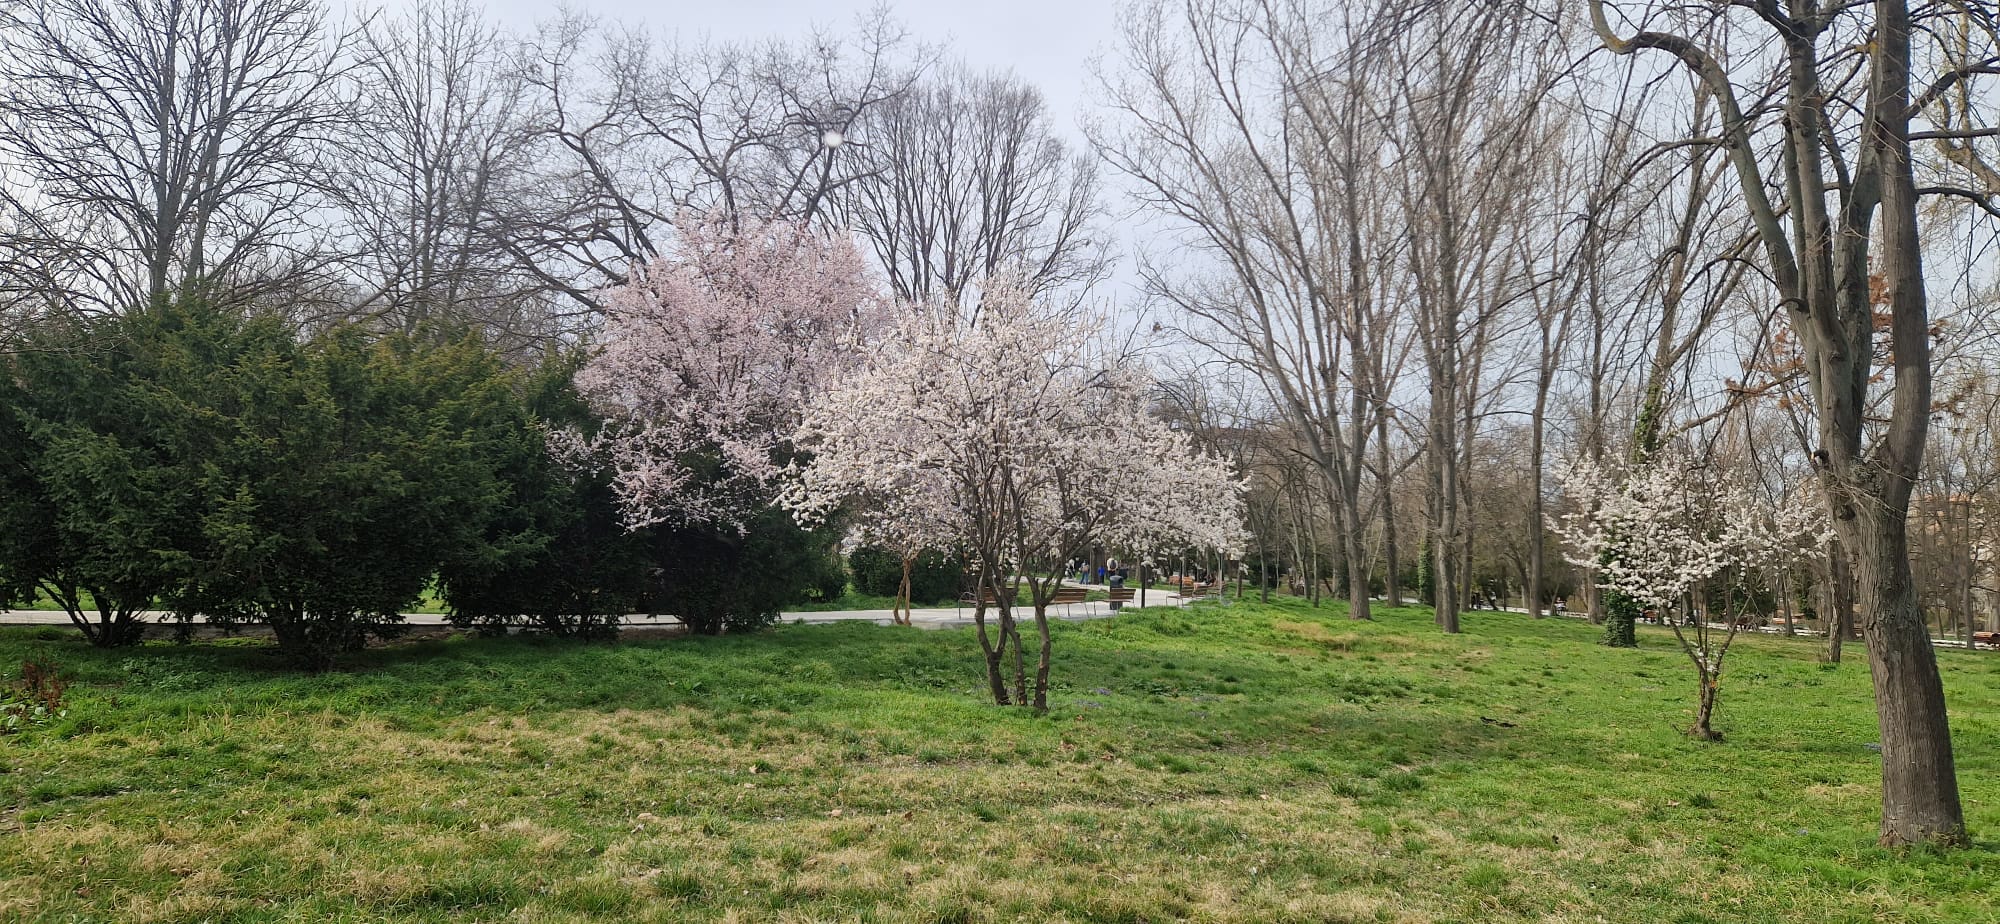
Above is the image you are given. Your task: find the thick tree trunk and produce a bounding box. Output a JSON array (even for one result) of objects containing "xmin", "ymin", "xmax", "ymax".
[
  {"xmin": 1344, "ymin": 528, "xmax": 1371, "ymax": 621},
  {"xmin": 1849, "ymin": 511, "xmax": 1966, "ymax": 844}
]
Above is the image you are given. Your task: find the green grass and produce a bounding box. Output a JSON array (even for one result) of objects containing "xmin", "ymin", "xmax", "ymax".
[{"xmin": 1, "ymin": 600, "xmax": 1997, "ymax": 922}]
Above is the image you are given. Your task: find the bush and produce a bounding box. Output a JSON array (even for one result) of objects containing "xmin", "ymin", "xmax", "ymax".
[
  {"xmin": 641, "ymin": 507, "xmax": 847, "ymax": 635},
  {"xmin": 439, "ymin": 352, "xmax": 653, "ymax": 640},
  {"xmin": 849, "ymin": 545, "xmax": 963, "ymax": 604},
  {"xmin": 0, "ymin": 311, "xmax": 197, "ymax": 647},
  {"xmin": 144, "ymin": 309, "xmax": 539, "ymax": 669},
  {"xmin": 803, "ymin": 546, "xmax": 849, "ymax": 603}
]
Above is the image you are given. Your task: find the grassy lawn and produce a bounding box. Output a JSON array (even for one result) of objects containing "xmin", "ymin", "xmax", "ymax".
[{"xmin": 1, "ymin": 600, "xmax": 1996, "ymax": 922}]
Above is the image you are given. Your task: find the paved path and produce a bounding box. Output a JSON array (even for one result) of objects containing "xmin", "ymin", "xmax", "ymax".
[{"xmin": 0, "ymin": 585, "xmax": 1187, "ymax": 634}]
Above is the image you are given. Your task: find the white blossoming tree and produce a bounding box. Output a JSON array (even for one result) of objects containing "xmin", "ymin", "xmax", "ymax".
[
  {"xmin": 786, "ymin": 282, "xmax": 1246, "ymax": 710},
  {"xmin": 1553, "ymin": 455, "xmax": 1826, "ymax": 739}
]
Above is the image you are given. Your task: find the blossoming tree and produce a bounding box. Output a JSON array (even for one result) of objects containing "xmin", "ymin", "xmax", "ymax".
[
  {"xmin": 1553, "ymin": 455, "xmax": 1826, "ymax": 739},
  {"xmin": 565, "ymin": 213, "xmax": 890, "ymax": 531},
  {"xmin": 786, "ymin": 283, "xmax": 1246, "ymax": 710}
]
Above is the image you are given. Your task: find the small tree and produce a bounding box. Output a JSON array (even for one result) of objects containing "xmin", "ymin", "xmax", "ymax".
[
  {"xmin": 1554, "ymin": 456, "xmax": 1824, "ymax": 739},
  {"xmin": 789, "ymin": 283, "xmax": 1245, "ymax": 709},
  {"xmin": 564, "ymin": 213, "xmax": 888, "ymax": 531}
]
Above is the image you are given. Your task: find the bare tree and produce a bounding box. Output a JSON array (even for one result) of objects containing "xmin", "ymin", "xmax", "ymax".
[
  {"xmin": 1588, "ymin": 0, "xmax": 1999, "ymax": 846},
  {"xmin": 1384, "ymin": 1, "xmax": 1561, "ymax": 633},
  {"xmin": 482, "ymin": 10, "xmax": 922, "ymax": 314},
  {"xmin": 843, "ymin": 62, "xmax": 1105, "ymax": 306},
  {"xmin": 344, "ymin": 0, "xmax": 559, "ymax": 348},
  {"xmin": 0, "ymin": 0, "xmax": 355, "ymax": 315},
  {"xmin": 1096, "ymin": 0, "xmax": 1408, "ymax": 621}
]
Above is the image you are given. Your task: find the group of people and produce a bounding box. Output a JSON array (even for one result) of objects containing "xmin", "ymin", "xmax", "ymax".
[{"xmin": 1071, "ymin": 558, "xmax": 1129, "ymax": 584}]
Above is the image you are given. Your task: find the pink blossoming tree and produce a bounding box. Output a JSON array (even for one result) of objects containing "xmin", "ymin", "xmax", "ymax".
[
  {"xmin": 565, "ymin": 213, "xmax": 890, "ymax": 532},
  {"xmin": 787, "ymin": 282, "xmax": 1246, "ymax": 710}
]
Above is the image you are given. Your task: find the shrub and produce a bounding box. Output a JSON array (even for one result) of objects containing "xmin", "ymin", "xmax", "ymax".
[
  {"xmin": 641, "ymin": 507, "xmax": 847, "ymax": 634},
  {"xmin": 439, "ymin": 352, "xmax": 652, "ymax": 640},
  {"xmin": 849, "ymin": 545, "xmax": 963, "ymax": 604}
]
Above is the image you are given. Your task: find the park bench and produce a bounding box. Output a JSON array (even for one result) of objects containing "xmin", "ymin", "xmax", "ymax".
[
  {"xmin": 956, "ymin": 586, "xmax": 1006, "ymax": 620},
  {"xmin": 1177, "ymin": 580, "xmax": 1226, "ymax": 606},
  {"xmin": 1105, "ymin": 587, "xmax": 1136, "ymax": 611},
  {"xmin": 1050, "ymin": 586, "xmax": 1090, "ymax": 616}
]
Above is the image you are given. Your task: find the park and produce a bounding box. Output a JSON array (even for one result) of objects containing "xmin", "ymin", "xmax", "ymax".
[{"xmin": 6, "ymin": 0, "xmax": 2000, "ymax": 920}]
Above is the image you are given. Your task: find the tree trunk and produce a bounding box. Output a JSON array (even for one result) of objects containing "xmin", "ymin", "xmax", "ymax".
[
  {"xmin": 1378, "ymin": 415, "xmax": 1403, "ymax": 607},
  {"xmin": 1031, "ymin": 607, "xmax": 1053, "ymax": 712},
  {"xmin": 1780, "ymin": 568, "xmax": 1796, "ymax": 637},
  {"xmin": 1344, "ymin": 526, "xmax": 1371, "ymax": 620},
  {"xmin": 1827, "ymin": 545, "xmax": 1853, "ymax": 664},
  {"xmin": 1849, "ymin": 509, "xmax": 1966, "ymax": 844},
  {"xmin": 1527, "ymin": 384, "xmax": 1548, "ymax": 619},
  {"xmin": 1840, "ymin": 0, "xmax": 1966, "ymax": 841},
  {"xmin": 972, "ymin": 569, "xmax": 1013, "ymax": 705},
  {"xmin": 897, "ymin": 554, "xmax": 915, "ymax": 626},
  {"xmin": 1692, "ymin": 672, "xmax": 1720, "ymax": 741}
]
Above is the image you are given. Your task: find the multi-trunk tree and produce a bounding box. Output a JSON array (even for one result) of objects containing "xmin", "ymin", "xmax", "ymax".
[{"xmin": 787, "ymin": 283, "xmax": 1245, "ymax": 710}]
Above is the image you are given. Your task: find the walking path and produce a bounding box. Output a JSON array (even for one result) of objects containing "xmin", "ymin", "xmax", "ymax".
[{"xmin": 0, "ymin": 584, "xmax": 1187, "ymax": 634}]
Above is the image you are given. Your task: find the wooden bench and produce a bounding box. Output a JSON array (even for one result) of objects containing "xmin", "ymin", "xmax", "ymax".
[
  {"xmin": 956, "ymin": 586, "xmax": 1006, "ymax": 620},
  {"xmin": 1051, "ymin": 586, "xmax": 1089, "ymax": 616},
  {"xmin": 1106, "ymin": 587, "xmax": 1136, "ymax": 608}
]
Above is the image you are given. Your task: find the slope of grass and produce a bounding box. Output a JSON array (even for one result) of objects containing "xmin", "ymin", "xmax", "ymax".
[{"xmin": 0, "ymin": 599, "xmax": 1996, "ymax": 923}]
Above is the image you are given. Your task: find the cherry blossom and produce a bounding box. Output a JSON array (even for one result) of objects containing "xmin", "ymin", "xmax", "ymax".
[
  {"xmin": 1551, "ymin": 453, "xmax": 1828, "ymax": 738},
  {"xmin": 785, "ymin": 280, "xmax": 1245, "ymax": 708},
  {"xmin": 566, "ymin": 213, "xmax": 890, "ymax": 530}
]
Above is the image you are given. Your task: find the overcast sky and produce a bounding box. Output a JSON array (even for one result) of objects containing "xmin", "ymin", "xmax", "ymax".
[{"xmin": 471, "ymin": 0, "xmax": 1120, "ymax": 144}]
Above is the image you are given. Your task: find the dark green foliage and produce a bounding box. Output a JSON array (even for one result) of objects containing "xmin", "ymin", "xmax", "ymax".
[
  {"xmin": 803, "ymin": 543, "xmax": 849, "ymax": 604},
  {"xmin": 436, "ymin": 352, "xmax": 653, "ymax": 640},
  {"xmin": 0, "ymin": 311, "xmax": 205, "ymax": 646},
  {"xmin": 849, "ymin": 545, "xmax": 963, "ymax": 604},
  {"xmin": 1602, "ymin": 589, "xmax": 1640, "ymax": 648},
  {"xmin": 641, "ymin": 506, "xmax": 846, "ymax": 635},
  {"xmin": 165, "ymin": 316, "xmax": 523, "ymax": 668}
]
